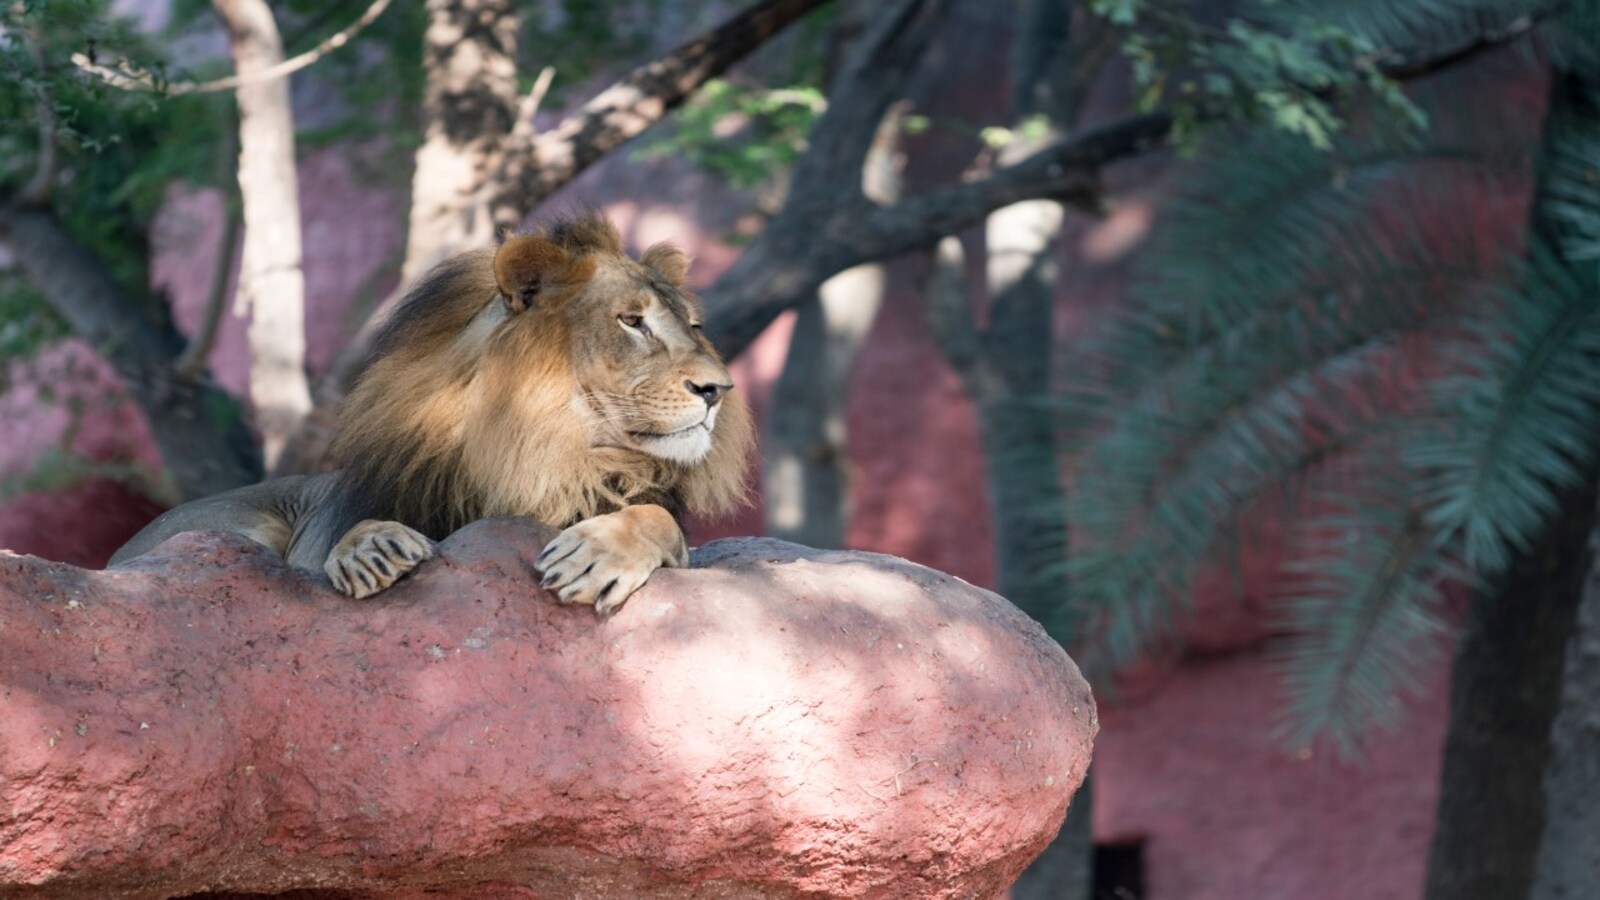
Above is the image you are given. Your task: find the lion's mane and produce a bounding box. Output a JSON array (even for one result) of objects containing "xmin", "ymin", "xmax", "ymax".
[{"xmin": 329, "ymin": 214, "xmax": 754, "ymax": 539}]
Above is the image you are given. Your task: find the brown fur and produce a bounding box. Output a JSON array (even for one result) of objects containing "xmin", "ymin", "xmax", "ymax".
[
  {"xmin": 332, "ymin": 212, "xmax": 754, "ymax": 541},
  {"xmin": 111, "ymin": 211, "xmax": 749, "ymax": 607}
]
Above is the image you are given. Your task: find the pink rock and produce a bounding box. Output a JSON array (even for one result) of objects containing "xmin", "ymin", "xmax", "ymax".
[{"xmin": 0, "ymin": 519, "xmax": 1093, "ymax": 899}]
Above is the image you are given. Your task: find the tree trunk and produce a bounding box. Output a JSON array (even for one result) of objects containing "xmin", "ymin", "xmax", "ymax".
[
  {"xmin": 1423, "ymin": 476, "xmax": 1594, "ymax": 900},
  {"xmin": 1531, "ymin": 495, "xmax": 1600, "ymax": 898},
  {"xmin": 977, "ymin": 199, "xmax": 1087, "ymax": 900},
  {"xmin": 928, "ymin": 2, "xmax": 1089, "ymax": 894},
  {"xmin": 762, "ymin": 0, "xmax": 895, "ymax": 548},
  {"xmin": 214, "ymin": 0, "xmax": 313, "ymax": 471},
  {"xmin": 762, "ymin": 267, "xmax": 883, "ymax": 547},
  {"xmin": 1525, "ymin": 62, "xmax": 1600, "ymax": 900},
  {"xmin": 401, "ymin": 0, "xmax": 520, "ymax": 287},
  {"xmin": 0, "ymin": 208, "xmax": 262, "ymax": 499},
  {"xmin": 1424, "ymin": 61, "xmax": 1600, "ymax": 900}
]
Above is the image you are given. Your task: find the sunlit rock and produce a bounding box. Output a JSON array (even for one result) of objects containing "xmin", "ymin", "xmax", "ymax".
[{"xmin": 0, "ymin": 519, "xmax": 1094, "ymax": 899}]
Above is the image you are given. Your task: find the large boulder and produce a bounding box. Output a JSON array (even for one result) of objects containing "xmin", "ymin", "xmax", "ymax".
[{"xmin": 0, "ymin": 519, "xmax": 1095, "ymax": 899}]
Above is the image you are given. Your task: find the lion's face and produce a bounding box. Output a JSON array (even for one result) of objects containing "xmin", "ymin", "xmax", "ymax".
[
  {"xmin": 334, "ymin": 213, "xmax": 753, "ymax": 534},
  {"xmin": 492, "ymin": 227, "xmax": 739, "ymax": 467},
  {"xmin": 563, "ymin": 258, "xmax": 734, "ymax": 465}
]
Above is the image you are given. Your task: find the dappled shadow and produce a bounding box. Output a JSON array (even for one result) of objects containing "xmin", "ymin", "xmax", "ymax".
[{"xmin": 0, "ymin": 518, "xmax": 1090, "ymax": 898}]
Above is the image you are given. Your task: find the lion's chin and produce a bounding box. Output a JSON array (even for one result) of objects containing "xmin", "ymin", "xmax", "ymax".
[{"xmin": 633, "ymin": 423, "xmax": 714, "ymax": 465}]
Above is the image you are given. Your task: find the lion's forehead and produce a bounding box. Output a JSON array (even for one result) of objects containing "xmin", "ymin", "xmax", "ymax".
[{"xmin": 590, "ymin": 257, "xmax": 702, "ymax": 322}]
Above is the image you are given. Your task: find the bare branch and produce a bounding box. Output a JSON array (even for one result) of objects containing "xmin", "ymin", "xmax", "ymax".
[
  {"xmin": 705, "ymin": 4, "xmax": 1555, "ymax": 362},
  {"xmin": 703, "ymin": 113, "xmax": 1162, "ymax": 359},
  {"xmin": 1378, "ymin": 13, "xmax": 1540, "ymax": 80},
  {"xmin": 70, "ymin": 0, "xmax": 393, "ymax": 96},
  {"xmin": 488, "ymin": 0, "xmax": 832, "ymax": 227},
  {"xmin": 176, "ymin": 192, "xmax": 240, "ymax": 381},
  {"xmin": 508, "ymin": 65, "xmax": 557, "ymax": 145},
  {"xmin": 788, "ymin": 0, "xmax": 957, "ymax": 202}
]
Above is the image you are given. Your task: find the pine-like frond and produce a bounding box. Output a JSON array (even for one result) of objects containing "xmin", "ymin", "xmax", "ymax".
[
  {"xmin": 1409, "ymin": 244, "xmax": 1600, "ymax": 575},
  {"xmin": 1275, "ymin": 485, "xmax": 1459, "ymax": 759},
  {"xmin": 1056, "ymin": 112, "xmax": 1521, "ymax": 675},
  {"xmin": 1060, "ymin": 118, "xmax": 1527, "ymax": 442},
  {"xmin": 1045, "ymin": 3, "xmax": 1600, "ymax": 757},
  {"xmin": 1408, "ymin": 96, "xmax": 1600, "ymax": 576},
  {"xmin": 1250, "ymin": 0, "xmax": 1540, "ymax": 56}
]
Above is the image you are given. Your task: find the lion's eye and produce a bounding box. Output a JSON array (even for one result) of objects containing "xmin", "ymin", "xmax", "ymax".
[
  {"xmin": 619, "ymin": 314, "xmax": 645, "ymax": 329},
  {"xmin": 690, "ymin": 322, "xmax": 703, "ymax": 331}
]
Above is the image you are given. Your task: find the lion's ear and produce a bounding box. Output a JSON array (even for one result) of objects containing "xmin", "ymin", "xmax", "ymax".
[
  {"xmin": 495, "ymin": 235, "xmax": 573, "ymax": 313},
  {"xmin": 642, "ymin": 243, "xmax": 690, "ymax": 287}
]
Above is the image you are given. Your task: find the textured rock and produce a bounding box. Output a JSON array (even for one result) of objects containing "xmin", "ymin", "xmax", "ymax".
[{"xmin": 0, "ymin": 519, "xmax": 1094, "ymax": 899}]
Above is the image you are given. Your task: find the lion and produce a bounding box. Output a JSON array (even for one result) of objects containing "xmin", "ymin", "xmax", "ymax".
[{"xmin": 110, "ymin": 212, "xmax": 753, "ymax": 614}]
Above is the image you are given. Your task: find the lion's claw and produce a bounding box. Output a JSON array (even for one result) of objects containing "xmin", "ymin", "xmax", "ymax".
[
  {"xmin": 325, "ymin": 519, "xmax": 435, "ymax": 599},
  {"xmin": 534, "ymin": 509, "xmax": 681, "ymax": 614}
]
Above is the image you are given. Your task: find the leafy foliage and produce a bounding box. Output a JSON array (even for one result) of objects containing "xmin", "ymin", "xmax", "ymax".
[
  {"xmin": 637, "ymin": 78, "xmax": 826, "ymax": 190},
  {"xmin": 1090, "ymin": 0, "xmax": 1551, "ymax": 149},
  {"xmin": 0, "ymin": 0, "xmax": 234, "ymax": 361},
  {"xmin": 1056, "ymin": 21, "xmax": 1600, "ymax": 753}
]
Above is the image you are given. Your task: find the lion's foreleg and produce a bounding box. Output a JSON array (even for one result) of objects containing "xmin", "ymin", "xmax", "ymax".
[
  {"xmin": 534, "ymin": 504, "xmax": 688, "ymax": 615},
  {"xmin": 324, "ymin": 520, "xmax": 436, "ymax": 599}
]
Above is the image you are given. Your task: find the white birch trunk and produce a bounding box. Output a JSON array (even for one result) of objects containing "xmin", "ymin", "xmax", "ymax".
[{"xmin": 215, "ymin": 0, "xmax": 312, "ymax": 471}]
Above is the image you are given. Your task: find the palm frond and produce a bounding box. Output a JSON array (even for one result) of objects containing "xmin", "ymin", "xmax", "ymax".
[
  {"xmin": 1275, "ymin": 485, "xmax": 1459, "ymax": 759},
  {"xmin": 1062, "ymin": 194, "xmax": 1504, "ymax": 669},
  {"xmin": 1059, "ymin": 119, "xmax": 1528, "ymax": 443},
  {"xmin": 1250, "ymin": 0, "xmax": 1542, "ymax": 57},
  {"xmin": 1409, "ymin": 244, "xmax": 1600, "ymax": 575}
]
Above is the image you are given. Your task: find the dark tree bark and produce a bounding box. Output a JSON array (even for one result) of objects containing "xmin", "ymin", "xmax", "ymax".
[
  {"xmin": 1424, "ymin": 477, "xmax": 1595, "ymax": 900},
  {"xmin": 0, "ymin": 207, "xmax": 263, "ymax": 499},
  {"xmin": 762, "ymin": 0, "xmax": 895, "ymax": 549},
  {"xmin": 1424, "ymin": 63, "xmax": 1600, "ymax": 900},
  {"xmin": 1525, "ymin": 63, "xmax": 1600, "ymax": 900},
  {"xmin": 1532, "ymin": 496, "xmax": 1600, "ymax": 898}
]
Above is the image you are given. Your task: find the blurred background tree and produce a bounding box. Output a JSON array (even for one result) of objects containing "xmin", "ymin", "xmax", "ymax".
[{"xmin": 1053, "ymin": 2, "xmax": 1600, "ymax": 898}]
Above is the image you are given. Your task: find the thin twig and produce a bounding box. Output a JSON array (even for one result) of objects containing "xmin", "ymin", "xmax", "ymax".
[
  {"xmin": 177, "ymin": 118, "xmax": 241, "ymax": 380},
  {"xmin": 508, "ymin": 65, "xmax": 556, "ymax": 144},
  {"xmin": 70, "ymin": 0, "xmax": 392, "ymax": 96}
]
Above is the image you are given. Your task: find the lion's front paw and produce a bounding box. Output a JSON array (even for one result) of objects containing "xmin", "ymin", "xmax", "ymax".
[
  {"xmin": 534, "ymin": 508, "xmax": 683, "ymax": 615},
  {"xmin": 325, "ymin": 519, "xmax": 435, "ymax": 599}
]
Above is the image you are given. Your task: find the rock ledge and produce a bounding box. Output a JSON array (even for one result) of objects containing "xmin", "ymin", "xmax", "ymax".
[{"xmin": 0, "ymin": 518, "xmax": 1094, "ymax": 899}]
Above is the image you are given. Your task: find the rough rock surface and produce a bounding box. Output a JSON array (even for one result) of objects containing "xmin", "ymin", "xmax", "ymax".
[{"xmin": 0, "ymin": 519, "xmax": 1094, "ymax": 899}]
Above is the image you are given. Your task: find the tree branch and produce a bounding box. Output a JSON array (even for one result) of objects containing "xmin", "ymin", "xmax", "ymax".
[
  {"xmin": 176, "ymin": 192, "xmax": 241, "ymax": 381},
  {"xmin": 508, "ymin": 65, "xmax": 557, "ymax": 146},
  {"xmin": 0, "ymin": 206, "xmax": 262, "ymax": 499},
  {"xmin": 787, "ymin": 0, "xmax": 957, "ymax": 203},
  {"xmin": 70, "ymin": 0, "xmax": 394, "ymax": 96},
  {"xmin": 705, "ymin": 3, "xmax": 1551, "ymax": 361},
  {"xmin": 855, "ymin": 112, "xmax": 1170, "ymax": 255},
  {"xmin": 487, "ymin": 0, "xmax": 832, "ymax": 227}
]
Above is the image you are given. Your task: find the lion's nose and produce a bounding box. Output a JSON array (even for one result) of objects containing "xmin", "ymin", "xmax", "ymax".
[{"xmin": 685, "ymin": 379, "xmax": 731, "ymax": 407}]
